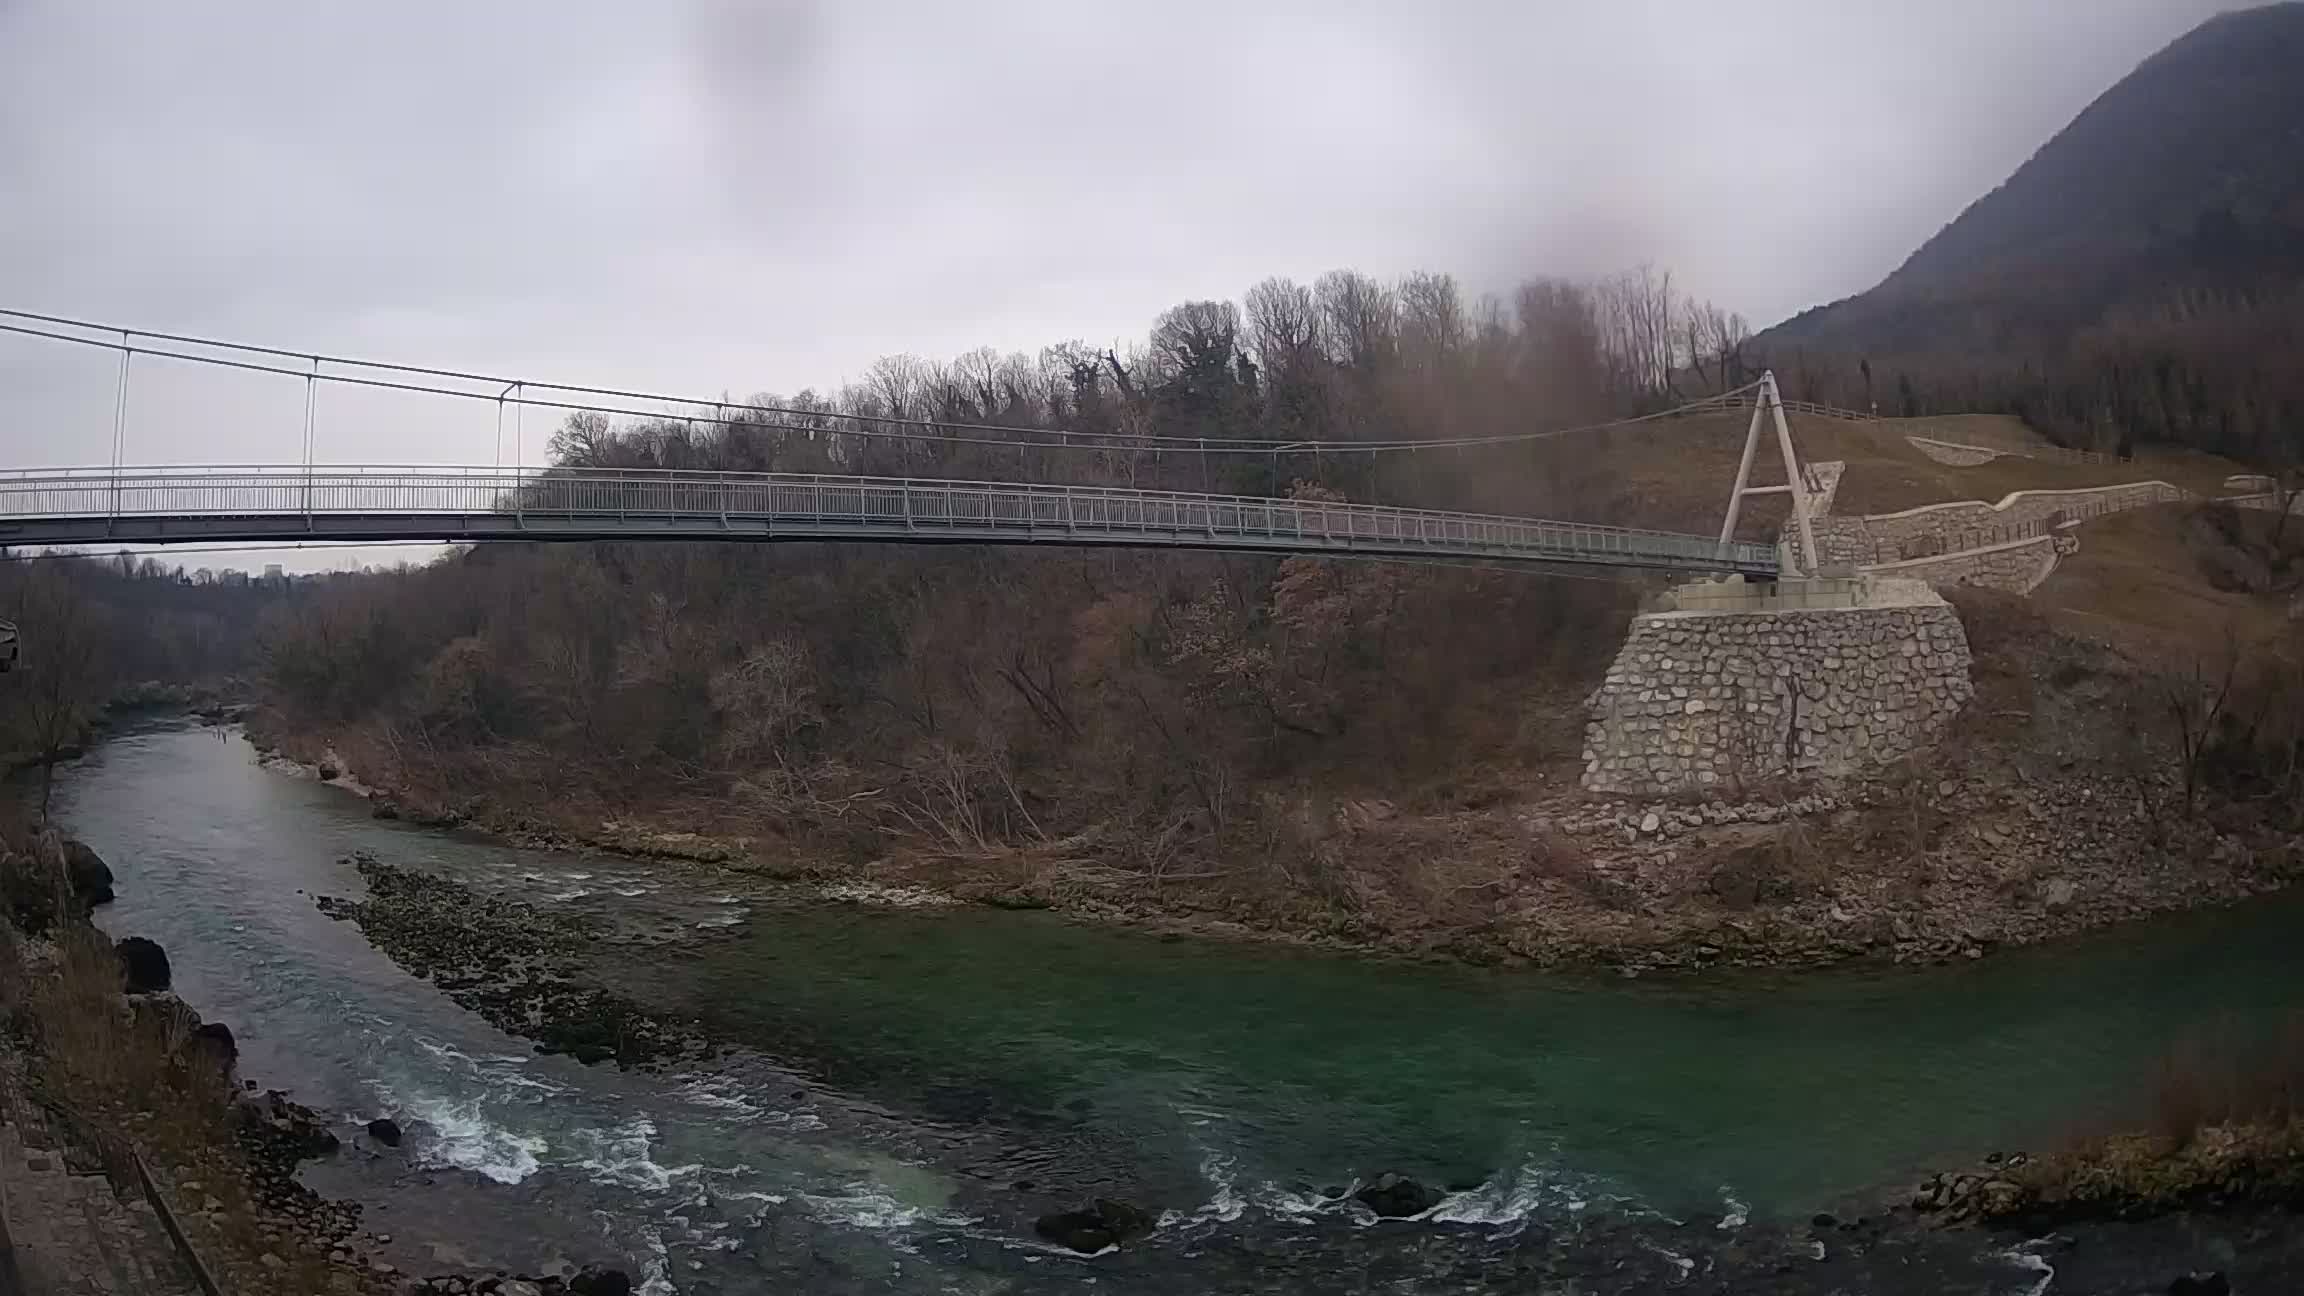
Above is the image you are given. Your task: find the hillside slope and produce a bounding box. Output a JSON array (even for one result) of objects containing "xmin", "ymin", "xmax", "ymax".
[{"xmin": 1754, "ymin": 2, "xmax": 2304, "ymax": 463}]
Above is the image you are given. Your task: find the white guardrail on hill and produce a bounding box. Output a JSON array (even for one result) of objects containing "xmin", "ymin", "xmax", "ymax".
[{"xmin": 1699, "ymin": 393, "xmax": 2125, "ymax": 465}]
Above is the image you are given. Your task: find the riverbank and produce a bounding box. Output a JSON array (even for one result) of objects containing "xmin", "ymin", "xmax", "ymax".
[
  {"xmin": 302, "ymin": 853, "xmax": 2304, "ymax": 1293},
  {"xmin": 246, "ymin": 599, "xmax": 2304, "ymax": 977},
  {"xmin": 42, "ymin": 722, "xmax": 2304, "ymax": 1293}
]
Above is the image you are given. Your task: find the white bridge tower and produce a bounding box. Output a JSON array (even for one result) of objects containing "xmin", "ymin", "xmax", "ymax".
[{"xmin": 1717, "ymin": 370, "xmax": 1819, "ymax": 579}]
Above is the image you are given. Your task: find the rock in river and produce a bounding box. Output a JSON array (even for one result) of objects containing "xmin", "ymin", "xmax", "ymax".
[
  {"xmin": 1355, "ymin": 1173, "xmax": 1444, "ymax": 1218},
  {"xmin": 569, "ymin": 1264, "xmax": 635, "ymax": 1295},
  {"xmin": 63, "ymin": 839, "xmax": 113, "ymax": 908},
  {"xmin": 236, "ymin": 1089, "xmax": 341, "ymax": 1159},
  {"xmin": 365, "ymin": 1117, "xmax": 403, "ymax": 1148},
  {"xmin": 1034, "ymin": 1198, "xmax": 1154, "ymax": 1253},
  {"xmin": 190, "ymin": 1021, "xmax": 238, "ymax": 1069},
  {"xmin": 115, "ymin": 935, "xmax": 172, "ymax": 993}
]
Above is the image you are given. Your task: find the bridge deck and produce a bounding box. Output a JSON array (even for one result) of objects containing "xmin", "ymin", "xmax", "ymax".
[{"xmin": 0, "ymin": 467, "xmax": 1779, "ymax": 576}]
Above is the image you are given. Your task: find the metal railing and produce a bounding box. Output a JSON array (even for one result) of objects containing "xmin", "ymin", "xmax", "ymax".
[
  {"xmin": 1901, "ymin": 432, "xmax": 2123, "ymax": 467},
  {"xmin": 0, "ymin": 464, "xmax": 1781, "ymax": 575}
]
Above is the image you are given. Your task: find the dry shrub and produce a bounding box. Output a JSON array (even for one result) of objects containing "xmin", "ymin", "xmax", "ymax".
[
  {"xmin": 1944, "ymin": 585, "xmax": 2050, "ymax": 664},
  {"xmin": 21, "ymin": 923, "xmax": 233, "ymax": 1160},
  {"xmin": 2153, "ymin": 1013, "xmax": 2304, "ymax": 1145},
  {"xmin": 1525, "ymin": 825, "xmax": 1635, "ymax": 910},
  {"xmin": 1849, "ymin": 762, "xmax": 1950, "ymax": 864},
  {"xmin": 1703, "ymin": 818, "xmax": 1831, "ymax": 909},
  {"xmin": 0, "ymin": 840, "xmax": 69, "ymax": 936},
  {"xmin": 1527, "ymin": 824, "xmax": 1591, "ymax": 886}
]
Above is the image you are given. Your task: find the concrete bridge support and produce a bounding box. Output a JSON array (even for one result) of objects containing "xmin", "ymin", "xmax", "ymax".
[{"xmin": 1581, "ymin": 577, "xmax": 1974, "ymax": 796}]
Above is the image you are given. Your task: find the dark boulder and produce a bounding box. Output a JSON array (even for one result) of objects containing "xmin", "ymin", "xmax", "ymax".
[
  {"xmin": 1033, "ymin": 1198, "xmax": 1154, "ymax": 1253},
  {"xmin": 115, "ymin": 936, "xmax": 172, "ymax": 993},
  {"xmin": 317, "ymin": 762, "xmax": 341, "ymax": 781},
  {"xmin": 1354, "ymin": 1173, "xmax": 1443, "ymax": 1219},
  {"xmin": 63, "ymin": 840, "xmax": 114, "ymax": 908},
  {"xmin": 365, "ymin": 1117, "xmax": 403, "ymax": 1148},
  {"xmin": 568, "ymin": 1265, "xmax": 634, "ymax": 1296},
  {"xmin": 236, "ymin": 1090, "xmax": 341, "ymax": 1159},
  {"xmin": 2170, "ymin": 1274, "xmax": 2231, "ymax": 1296},
  {"xmin": 371, "ymin": 801, "xmax": 402, "ymax": 820},
  {"xmin": 190, "ymin": 1021, "xmax": 238, "ymax": 1069}
]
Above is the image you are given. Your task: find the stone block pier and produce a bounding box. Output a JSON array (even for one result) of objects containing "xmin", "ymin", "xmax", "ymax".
[{"xmin": 1582, "ymin": 576, "xmax": 1975, "ymax": 796}]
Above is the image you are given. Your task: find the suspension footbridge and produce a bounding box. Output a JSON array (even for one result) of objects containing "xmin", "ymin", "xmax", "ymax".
[{"xmin": 0, "ymin": 310, "xmax": 1806, "ymax": 578}]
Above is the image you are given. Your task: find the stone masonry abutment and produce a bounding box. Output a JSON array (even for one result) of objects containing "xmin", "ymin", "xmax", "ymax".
[{"xmin": 1581, "ymin": 578, "xmax": 1974, "ymax": 796}]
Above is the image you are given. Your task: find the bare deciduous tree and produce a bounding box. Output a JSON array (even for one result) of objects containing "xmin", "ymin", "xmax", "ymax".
[{"xmin": 5, "ymin": 567, "xmax": 114, "ymax": 820}]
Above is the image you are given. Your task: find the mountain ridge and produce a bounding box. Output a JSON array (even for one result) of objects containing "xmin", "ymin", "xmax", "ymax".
[{"xmin": 1753, "ymin": 2, "xmax": 2304, "ymax": 461}]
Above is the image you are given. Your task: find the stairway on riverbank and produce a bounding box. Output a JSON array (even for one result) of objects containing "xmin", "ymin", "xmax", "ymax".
[{"xmin": 1, "ymin": 1106, "xmax": 199, "ymax": 1296}]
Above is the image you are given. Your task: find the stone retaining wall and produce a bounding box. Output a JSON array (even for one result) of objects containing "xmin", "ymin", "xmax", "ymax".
[
  {"xmin": 1861, "ymin": 533, "xmax": 2077, "ymax": 596},
  {"xmin": 1582, "ymin": 588, "xmax": 1974, "ymax": 796},
  {"xmin": 1817, "ymin": 481, "xmax": 2187, "ymax": 565},
  {"xmin": 2225, "ymin": 490, "xmax": 2303, "ymax": 515}
]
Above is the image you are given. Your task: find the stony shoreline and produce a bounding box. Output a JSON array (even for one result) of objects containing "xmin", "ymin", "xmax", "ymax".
[{"xmin": 298, "ymin": 857, "xmax": 2293, "ymax": 1291}]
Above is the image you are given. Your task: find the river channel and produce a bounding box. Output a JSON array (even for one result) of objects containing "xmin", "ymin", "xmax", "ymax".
[{"xmin": 54, "ymin": 721, "xmax": 2304, "ymax": 1292}]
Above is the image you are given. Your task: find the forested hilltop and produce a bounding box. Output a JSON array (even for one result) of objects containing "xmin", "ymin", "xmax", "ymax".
[{"xmin": 1754, "ymin": 2, "xmax": 2304, "ymax": 466}]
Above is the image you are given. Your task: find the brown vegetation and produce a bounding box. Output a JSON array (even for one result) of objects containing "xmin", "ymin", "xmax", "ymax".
[
  {"xmin": 1995, "ymin": 1017, "xmax": 2304, "ymax": 1222},
  {"xmin": 256, "ymin": 264, "xmax": 1746, "ymax": 937}
]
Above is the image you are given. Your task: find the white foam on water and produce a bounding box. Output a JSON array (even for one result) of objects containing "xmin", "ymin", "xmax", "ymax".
[
  {"xmin": 1642, "ymin": 1241, "xmax": 1697, "ymax": 1281},
  {"xmin": 1195, "ymin": 1150, "xmax": 1247, "ymax": 1223},
  {"xmin": 411, "ymin": 1038, "xmax": 570, "ymax": 1096},
  {"xmin": 565, "ymin": 1118, "xmax": 704, "ymax": 1194},
  {"xmin": 398, "ymin": 1092, "xmax": 549, "ymax": 1184},
  {"xmin": 800, "ymin": 1185, "xmax": 975, "ymax": 1233},
  {"xmin": 1427, "ymin": 1158, "xmax": 1613, "ymax": 1231},
  {"xmin": 693, "ymin": 912, "xmax": 745, "ymax": 929},
  {"xmin": 1998, "ymin": 1238, "xmax": 2061, "ymax": 1296},
  {"xmin": 614, "ymin": 887, "xmax": 651, "ymax": 898},
  {"xmin": 1157, "ymin": 1149, "xmax": 1249, "ymax": 1230},
  {"xmin": 1244, "ymin": 1180, "xmax": 1352, "ymax": 1221},
  {"xmin": 380, "ymin": 1038, "xmax": 571, "ymax": 1185},
  {"xmin": 548, "ymin": 887, "xmax": 594, "ymax": 902},
  {"xmin": 675, "ymin": 1076, "xmax": 766, "ymax": 1119},
  {"xmin": 1717, "ymin": 1189, "xmax": 1749, "ymax": 1230},
  {"xmin": 636, "ymin": 1225, "xmax": 679, "ymax": 1296}
]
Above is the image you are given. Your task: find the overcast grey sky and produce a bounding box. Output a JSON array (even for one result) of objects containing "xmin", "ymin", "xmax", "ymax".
[{"xmin": 0, "ymin": 0, "xmax": 2239, "ymax": 563}]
